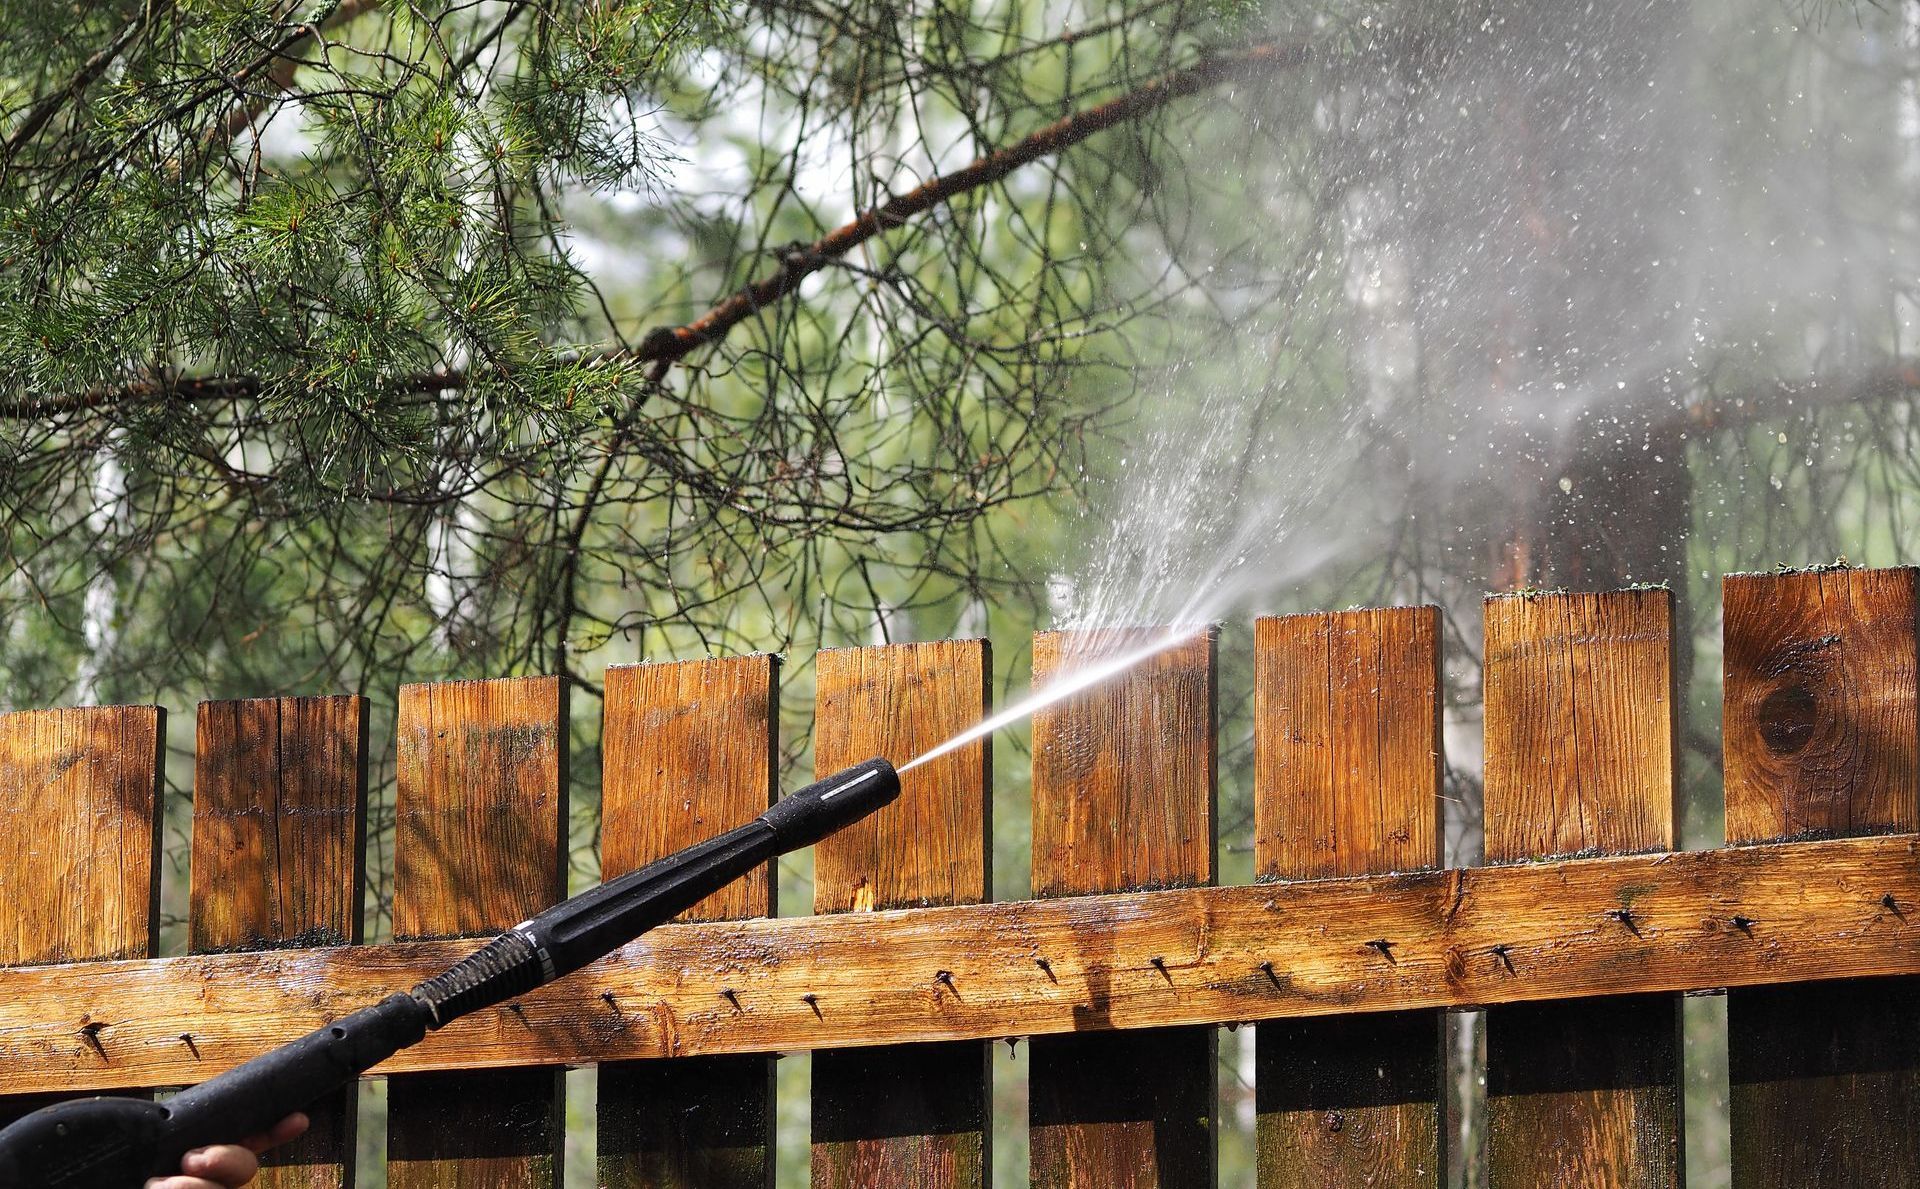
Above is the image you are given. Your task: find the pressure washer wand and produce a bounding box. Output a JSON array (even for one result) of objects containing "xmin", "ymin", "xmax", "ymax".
[{"xmin": 0, "ymin": 758, "xmax": 900, "ymax": 1188}]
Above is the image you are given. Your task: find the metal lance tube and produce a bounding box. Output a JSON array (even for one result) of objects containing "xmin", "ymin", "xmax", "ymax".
[{"xmin": 0, "ymin": 758, "xmax": 901, "ymax": 1188}]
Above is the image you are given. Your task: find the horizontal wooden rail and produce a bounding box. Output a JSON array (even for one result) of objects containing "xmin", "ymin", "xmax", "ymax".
[{"xmin": 3, "ymin": 834, "xmax": 1916, "ymax": 1095}]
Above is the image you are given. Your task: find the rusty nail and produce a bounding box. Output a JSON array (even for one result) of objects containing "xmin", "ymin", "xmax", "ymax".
[
  {"xmin": 1490, "ymin": 943, "xmax": 1515, "ymax": 974},
  {"xmin": 1730, "ymin": 915, "xmax": 1755, "ymax": 935},
  {"xmin": 179, "ymin": 1033, "xmax": 201, "ymax": 1060},
  {"xmin": 1034, "ymin": 956, "xmax": 1055, "ymax": 981},
  {"xmin": 78, "ymin": 1020, "xmax": 108, "ymax": 1061},
  {"xmin": 802, "ymin": 993, "xmax": 822, "ymax": 1018},
  {"xmin": 1258, "ymin": 960, "xmax": 1283, "ymax": 988},
  {"xmin": 1883, "ymin": 894, "xmax": 1906, "ymax": 919},
  {"xmin": 1365, "ymin": 938, "xmax": 1397, "ymax": 964},
  {"xmin": 601, "ymin": 991, "xmax": 618, "ymax": 1006},
  {"xmin": 721, "ymin": 988, "xmax": 741, "ymax": 1010},
  {"xmin": 935, "ymin": 970, "xmax": 956, "ymax": 989},
  {"xmin": 1148, "ymin": 955, "xmax": 1171, "ymax": 981},
  {"xmin": 1607, "ymin": 907, "xmax": 1642, "ymax": 936}
]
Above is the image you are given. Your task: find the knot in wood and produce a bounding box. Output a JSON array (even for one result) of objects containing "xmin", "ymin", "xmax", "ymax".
[{"xmin": 1756, "ymin": 684, "xmax": 1818, "ymax": 755}]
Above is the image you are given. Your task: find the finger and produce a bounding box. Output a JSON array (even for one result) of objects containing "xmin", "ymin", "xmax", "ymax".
[
  {"xmin": 238, "ymin": 1110, "xmax": 310, "ymax": 1154},
  {"xmin": 268, "ymin": 1112, "xmax": 310, "ymax": 1147},
  {"xmin": 177, "ymin": 1143, "xmax": 260, "ymax": 1187},
  {"xmin": 143, "ymin": 1178, "xmax": 222, "ymax": 1189}
]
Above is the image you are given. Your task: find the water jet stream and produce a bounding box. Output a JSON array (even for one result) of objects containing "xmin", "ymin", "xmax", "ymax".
[{"xmin": 896, "ymin": 626, "xmax": 1202, "ymax": 773}]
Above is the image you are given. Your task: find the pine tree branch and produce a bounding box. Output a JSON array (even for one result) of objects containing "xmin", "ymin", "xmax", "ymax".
[
  {"xmin": 2, "ymin": 40, "xmax": 1311, "ymax": 420},
  {"xmin": 2, "ymin": 4, "xmax": 161, "ymax": 163},
  {"xmin": 207, "ymin": 0, "xmax": 384, "ymax": 148}
]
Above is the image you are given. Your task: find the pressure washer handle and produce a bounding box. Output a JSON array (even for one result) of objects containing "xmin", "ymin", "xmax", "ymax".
[
  {"xmin": 0, "ymin": 758, "xmax": 902, "ymax": 1188},
  {"xmin": 418, "ymin": 757, "xmax": 904, "ymax": 1020}
]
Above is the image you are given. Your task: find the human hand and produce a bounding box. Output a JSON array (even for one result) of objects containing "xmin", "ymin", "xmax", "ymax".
[{"xmin": 144, "ymin": 1113, "xmax": 309, "ymax": 1189}]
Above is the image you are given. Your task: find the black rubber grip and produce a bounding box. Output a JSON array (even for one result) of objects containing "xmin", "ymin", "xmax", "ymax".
[{"xmin": 412, "ymin": 929, "xmax": 548, "ymax": 1027}]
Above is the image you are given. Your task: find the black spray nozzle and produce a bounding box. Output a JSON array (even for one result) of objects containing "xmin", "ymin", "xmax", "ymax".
[{"xmin": 759, "ymin": 757, "xmax": 901, "ymax": 849}]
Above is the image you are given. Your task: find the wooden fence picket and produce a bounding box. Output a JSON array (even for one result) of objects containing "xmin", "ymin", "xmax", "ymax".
[
  {"xmin": 0, "ymin": 705, "xmax": 164, "ymax": 1127},
  {"xmin": 17, "ymin": 571, "xmax": 1920, "ymax": 1185},
  {"xmin": 810, "ymin": 640, "xmax": 992, "ymax": 1189},
  {"xmin": 1723, "ymin": 567, "xmax": 1920, "ymax": 1184},
  {"xmin": 1480, "ymin": 590, "xmax": 1682, "ymax": 1187},
  {"xmin": 597, "ymin": 656, "xmax": 780, "ymax": 1189},
  {"xmin": 1028, "ymin": 627, "xmax": 1217, "ymax": 1189},
  {"xmin": 1252, "ymin": 608, "xmax": 1445, "ymax": 1187},
  {"xmin": 192, "ymin": 696, "xmax": 368, "ymax": 1188},
  {"xmin": 387, "ymin": 678, "xmax": 568, "ymax": 1189}
]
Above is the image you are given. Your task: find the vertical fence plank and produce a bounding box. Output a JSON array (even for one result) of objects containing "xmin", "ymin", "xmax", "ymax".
[
  {"xmin": 1481, "ymin": 590, "xmax": 1682, "ymax": 1187},
  {"xmin": 1029, "ymin": 628, "xmax": 1216, "ymax": 1189},
  {"xmin": 810, "ymin": 641, "xmax": 991, "ymax": 1189},
  {"xmin": 1253, "ymin": 608, "xmax": 1444, "ymax": 1187},
  {"xmin": 1723, "ymin": 567, "xmax": 1920, "ymax": 1184},
  {"xmin": 192, "ymin": 696, "xmax": 368, "ymax": 1189},
  {"xmin": 388, "ymin": 677, "xmax": 567, "ymax": 1189},
  {"xmin": 598, "ymin": 657, "xmax": 779, "ymax": 1189},
  {"xmin": 0, "ymin": 705, "xmax": 164, "ymax": 1125}
]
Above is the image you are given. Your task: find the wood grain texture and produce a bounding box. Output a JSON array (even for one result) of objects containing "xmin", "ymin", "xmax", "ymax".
[
  {"xmin": 1723, "ymin": 568, "xmax": 1918, "ymax": 841},
  {"xmin": 597, "ymin": 657, "xmax": 779, "ymax": 1189},
  {"xmin": 0, "ymin": 706, "xmax": 165, "ymax": 966},
  {"xmin": 3, "ymin": 833, "xmax": 1920, "ymax": 1093},
  {"xmin": 192, "ymin": 696, "xmax": 368, "ymax": 1189},
  {"xmin": 1030, "ymin": 629, "xmax": 1215, "ymax": 897},
  {"xmin": 813, "ymin": 642, "xmax": 989, "ymax": 912},
  {"xmin": 1723, "ymin": 567, "xmax": 1920, "ymax": 1186},
  {"xmin": 0, "ymin": 704, "xmax": 163, "ymax": 1129},
  {"xmin": 1481, "ymin": 590, "xmax": 1681, "ymax": 1189},
  {"xmin": 1482, "ymin": 591, "xmax": 1677, "ymax": 862},
  {"xmin": 1253, "ymin": 608, "xmax": 1444, "ymax": 1187},
  {"xmin": 388, "ymin": 677, "xmax": 567, "ymax": 1189},
  {"xmin": 812, "ymin": 641, "xmax": 991, "ymax": 1189},
  {"xmin": 1029, "ymin": 627, "xmax": 1216, "ymax": 1189}
]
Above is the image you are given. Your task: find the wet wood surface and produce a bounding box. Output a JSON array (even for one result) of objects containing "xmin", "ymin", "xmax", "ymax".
[
  {"xmin": 1481, "ymin": 590, "xmax": 1681, "ymax": 1188},
  {"xmin": 387, "ymin": 677, "xmax": 568, "ymax": 1189},
  {"xmin": 1254, "ymin": 608, "xmax": 1444, "ymax": 1187},
  {"xmin": 192, "ymin": 696, "xmax": 367, "ymax": 1189},
  {"xmin": 597, "ymin": 657, "xmax": 779, "ymax": 1189},
  {"xmin": 0, "ymin": 704, "xmax": 163, "ymax": 1128},
  {"xmin": 1723, "ymin": 567, "xmax": 1920, "ymax": 1186},
  {"xmin": 0, "ymin": 831, "xmax": 1918, "ymax": 1095},
  {"xmin": 811, "ymin": 641, "xmax": 991, "ymax": 1189},
  {"xmin": 1029, "ymin": 627, "xmax": 1216, "ymax": 1189}
]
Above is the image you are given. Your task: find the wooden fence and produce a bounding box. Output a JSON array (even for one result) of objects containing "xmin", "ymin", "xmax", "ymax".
[{"xmin": 3, "ymin": 568, "xmax": 1919, "ymax": 1187}]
